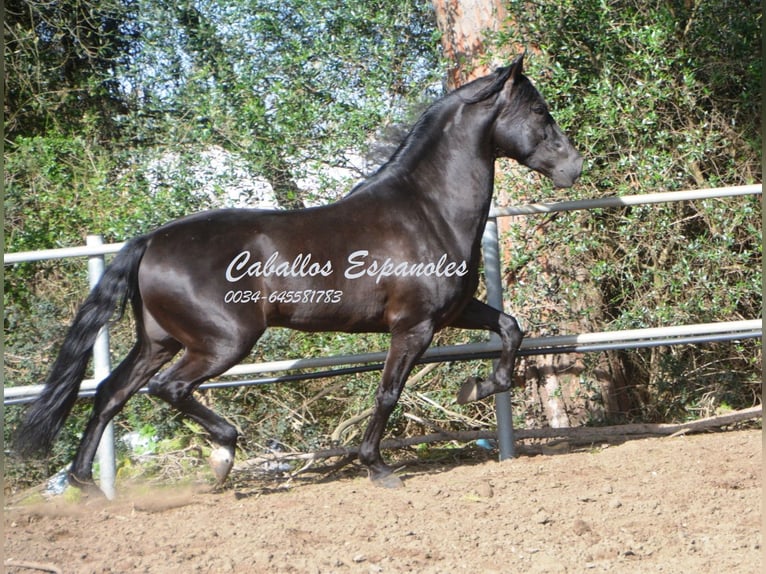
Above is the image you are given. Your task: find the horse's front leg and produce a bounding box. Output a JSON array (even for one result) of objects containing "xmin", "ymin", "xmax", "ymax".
[
  {"xmin": 359, "ymin": 320, "xmax": 434, "ymax": 488},
  {"xmin": 449, "ymin": 298, "xmax": 524, "ymax": 404}
]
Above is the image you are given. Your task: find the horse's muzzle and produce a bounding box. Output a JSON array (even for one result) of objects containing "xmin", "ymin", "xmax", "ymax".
[{"xmin": 552, "ymin": 152, "xmax": 584, "ymax": 188}]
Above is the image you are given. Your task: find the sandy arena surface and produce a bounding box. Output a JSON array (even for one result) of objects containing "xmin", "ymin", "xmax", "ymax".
[{"xmin": 4, "ymin": 429, "xmax": 762, "ymax": 573}]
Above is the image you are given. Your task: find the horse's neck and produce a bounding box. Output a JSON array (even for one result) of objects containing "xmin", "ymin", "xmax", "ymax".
[{"xmin": 397, "ymin": 104, "xmax": 496, "ymax": 247}]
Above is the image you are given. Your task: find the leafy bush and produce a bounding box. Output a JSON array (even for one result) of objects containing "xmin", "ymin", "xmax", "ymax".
[{"xmin": 493, "ymin": 0, "xmax": 761, "ymax": 421}]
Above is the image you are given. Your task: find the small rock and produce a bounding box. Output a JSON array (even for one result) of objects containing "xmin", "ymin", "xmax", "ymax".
[
  {"xmin": 353, "ymin": 554, "xmax": 367, "ymax": 563},
  {"xmin": 609, "ymin": 498, "xmax": 623, "ymax": 509},
  {"xmin": 572, "ymin": 519, "xmax": 591, "ymax": 536},
  {"xmin": 475, "ymin": 481, "xmax": 494, "ymax": 498},
  {"xmin": 534, "ymin": 510, "xmax": 551, "ymax": 524},
  {"xmin": 525, "ymin": 547, "xmax": 541, "ymax": 554}
]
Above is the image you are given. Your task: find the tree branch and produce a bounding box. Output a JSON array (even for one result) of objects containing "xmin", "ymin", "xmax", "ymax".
[{"xmin": 235, "ymin": 406, "xmax": 761, "ymax": 471}]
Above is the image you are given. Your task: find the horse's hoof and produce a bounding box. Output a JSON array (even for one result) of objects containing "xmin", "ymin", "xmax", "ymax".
[
  {"xmin": 370, "ymin": 472, "xmax": 404, "ymax": 489},
  {"xmin": 66, "ymin": 473, "xmax": 105, "ymax": 500},
  {"xmin": 368, "ymin": 464, "xmax": 405, "ymax": 488},
  {"xmin": 457, "ymin": 377, "xmax": 481, "ymax": 404},
  {"xmin": 209, "ymin": 445, "xmax": 235, "ymax": 485},
  {"xmin": 68, "ymin": 473, "xmax": 99, "ymax": 492}
]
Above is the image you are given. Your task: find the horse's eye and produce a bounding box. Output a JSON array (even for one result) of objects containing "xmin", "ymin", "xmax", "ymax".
[{"xmin": 533, "ymin": 105, "xmax": 547, "ymax": 115}]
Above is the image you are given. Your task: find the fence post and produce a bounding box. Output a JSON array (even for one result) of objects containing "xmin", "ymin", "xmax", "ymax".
[
  {"xmin": 481, "ymin": 215, "xmax": 516, "ymax": 460},
  {"xmin": 86, "ymin": 235, "xmax": 116, "ymax": 499}
]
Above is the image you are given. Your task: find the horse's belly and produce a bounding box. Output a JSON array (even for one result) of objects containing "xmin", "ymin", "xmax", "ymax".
[
  {"xmin": 263, "ymin": 287, "xmax": 391, "ymax": 332},
  {"xmin": 241, "ymin": 271, "xmax": 472, "ymax": 334}
]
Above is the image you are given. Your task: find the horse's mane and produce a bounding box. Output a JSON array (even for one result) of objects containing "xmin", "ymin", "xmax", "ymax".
[
  {"xmin": 347, "ymin": 66, "xmax": 514, "ymax": 196},
  {"xmin": 458, "ymin": 65, "xmax": 514, "ymax": 104}
]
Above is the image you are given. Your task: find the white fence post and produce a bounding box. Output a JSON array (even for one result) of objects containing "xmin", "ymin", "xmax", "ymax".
[
  {"xmin": 86, "ymin": 235, "xmax": 116, "ymax": 499},
  {"xmin": 482, "ymin": 214, "xmax": 516, "ymax": 460}
]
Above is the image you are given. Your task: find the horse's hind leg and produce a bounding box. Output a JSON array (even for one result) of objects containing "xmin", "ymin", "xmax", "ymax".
[
  {"xmin": 69, "ymin": 337, "xmax": 181, "ymax": 493},
  {"xmin": 146, "ymin": 337, "xmax": 260, "ymax": 486},
  {"xmin": 449, "ymin": 298, "xmax": 523, "ymax": 404}
]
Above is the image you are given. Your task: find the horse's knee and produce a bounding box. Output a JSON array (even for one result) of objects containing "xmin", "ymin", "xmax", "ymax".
[
  {"xmin": 499, "ymin": 314, "xmax": 524, "ymax": 347},
  {"xmin": 376, "ymin": 388, "xmax": 400, "ymax": 411},
  {"xmin": 366, "ymin": 385, "xmax": 401, "ymax": 427},
  {"xmin": 146, "ymin": 376, "xmax": 164, "ymax": 397}
]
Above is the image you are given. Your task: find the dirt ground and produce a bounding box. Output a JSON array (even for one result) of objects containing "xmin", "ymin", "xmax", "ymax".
[{"xmin": 4, "ymin": 428, "xmax": 762, "ymax": 573}]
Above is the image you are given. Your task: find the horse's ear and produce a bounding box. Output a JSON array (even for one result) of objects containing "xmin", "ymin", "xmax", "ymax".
[
  {"xmin": 509, "ymin": 51, "xmax": 525, "ymax": 82},
  {"xmin": 498, "ymin": 51, "xmax": 525, "ymax": 99}
]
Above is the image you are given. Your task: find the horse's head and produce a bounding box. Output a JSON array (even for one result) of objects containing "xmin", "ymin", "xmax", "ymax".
[{"xmin": 479, "ymin": 53, "xmax": 583, "ymax": 188}]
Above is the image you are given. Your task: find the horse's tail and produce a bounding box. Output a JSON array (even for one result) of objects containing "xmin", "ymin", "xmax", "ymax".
[{"xmin": 14, "ymin": 235, "xmax": 152, "ymax": 457}]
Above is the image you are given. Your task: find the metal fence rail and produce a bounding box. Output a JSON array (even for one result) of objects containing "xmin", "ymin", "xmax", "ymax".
[
  {"xmin": 4, "ymin": 319, "xmax": 761, "ymax": 404},
  {"xmin": 489, "ymin": 183, "xmax": 762, "ymax": 216},
  {"xmin": 5, "ymin": 185, "xmax": 760, "ymax": 265}
]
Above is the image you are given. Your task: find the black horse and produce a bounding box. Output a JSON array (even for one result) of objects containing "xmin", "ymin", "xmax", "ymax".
[{"xmin": 16, "ymin": 53, "xmax": 582, "ymax": 492}]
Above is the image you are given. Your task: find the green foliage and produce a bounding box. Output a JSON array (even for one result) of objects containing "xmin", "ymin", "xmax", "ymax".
[
  {"xmin": 495, "ymin": 0, "xmax": 761, "ymax": 420},
  {"xmin": 4, "ymin": 0, "xmax": 139, "ymax": 140},
  {"xmin": 503, "ymin": 0, "xmax": 761, "ymax": 193},
  {"xmin": 5, "ymin": 135, "xmax": 197, "ymax": 251},
  {"xmin": 119, "ymin": 0, "xmax": 441, "ymax": 204}
]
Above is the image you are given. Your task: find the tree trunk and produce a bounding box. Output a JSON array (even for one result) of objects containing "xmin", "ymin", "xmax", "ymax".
[
  {"xmin": 517, "ymin": 251, "xmax": 637, "ymax": 427},
  {"xmin": 431, "ymin": 0, "xmax": 636, "ymax": 427},
  {"xmin": 431, "ymin": 0, "xmax": 516, "ymax": 89}
]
